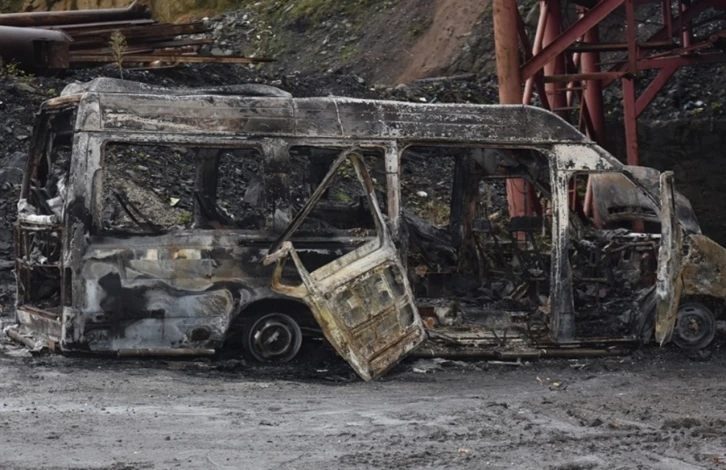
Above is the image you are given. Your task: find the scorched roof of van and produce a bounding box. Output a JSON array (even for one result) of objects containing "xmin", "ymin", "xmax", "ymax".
[{"xmin": 60, "ymin": 77, "xmax": 292, "ymax": 98}]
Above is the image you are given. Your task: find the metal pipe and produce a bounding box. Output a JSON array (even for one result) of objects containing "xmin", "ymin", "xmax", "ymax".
[
  {"xmin": 542, "ymin": 0, "xmax": 567, "ymax": 114},
  {"xmin": 6, "ymin": 328, "xmax": 39, "ymax": 350},
  {"xmin": 523, "ymin": 1, "xmax": 548, "ymax": 104},
  {"xmin": 117, "ymin": 348, "xmax": 216, "ymax": 357},
  {"xmin": 663, "ymin": 0, "xmax": 673, "ymax": 42},
  {"xmin": 625, "ymin": 0, "xmax": 638, "ymax": 73},
  {"xmin": 681, "ymin": 0, "xmax": 692, "ymax": 47},
  {"xmin": 0, "ymin": 0, "xmax": 150, "ymax": 27},
  {"xmin": 635, "ymin": 65, "xmax": 678, "ymax": 117},
  {"xmin": 493, "ymin": 0, "xmax": 532, "ymax": 222},
  {"xmin": 566, "ymin": 52, "xmax": 581, "ymax": 106},
  {"xmin": 0, "ymin": 25, "xmax": 71, "ymax": 70},
  {"xmin": 581, "ymin": 15, "xmax": 605, "ymax": 145},
  {"xmin": 493, "ymin": 0, "xmax": 522, "ymax": 105},
  {"xmin": 622, "ymin": 77, "xmax": 639, "ymax": 165},
  {"xmin": 521, "ymin": 0, "xmax": 625, "ymax": 80},
  {"xmin": 544, "ymin": 71, "xmax": 624, "ymax": 82}
]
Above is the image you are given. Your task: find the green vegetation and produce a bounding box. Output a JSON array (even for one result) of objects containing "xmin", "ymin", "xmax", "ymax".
[
  {"xmin": 333, "ymin": 190, "xmax": 352, "ymax": 203},
  {"xmin": 407, "ymin": 17, "xmax": 432, "ymax": 38},
  {"xmin": 109, "ymin": 30, "xmax": 128, "ymax": 79},
  {"xmin": 176, "ymin": 211, "xmax": 193, "ymax": 225},
  {"xmin": 0, "ymin": 60, "xmax": 34, "ymax": 85},
  {"xmin": 340, "ymin": 45, "xmax": 356, "ymax": 61},
  {"xmin": 424, "ymin": 199, "xmax": 450, "ymax": 227}
]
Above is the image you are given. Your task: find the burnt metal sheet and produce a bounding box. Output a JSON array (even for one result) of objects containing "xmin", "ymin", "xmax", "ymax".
[
  {"xmin": 88, "ymin": 93, "xmax": 592, "ymax": 146},
  {"xmin": 590, "ymin": 166, "xmax": 700, "ymax": 233},
  {"xmin": 655, "ymin": 172, "xmax": 683, "ymax": 345},
  {"xmin": 73, "ymin": 230, "xmax": 348, "ymax": 352},
  {"xmin": 15, "ymin": 307, "xmax": 62, "ymax": 345},
  {"xmin": 265, "ymin": 151, "xmax": 425, "ymax": 381}
]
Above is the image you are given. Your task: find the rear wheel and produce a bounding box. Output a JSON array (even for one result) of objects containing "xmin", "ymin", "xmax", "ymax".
[
  {"xmin": 673, "ymin": 303, "xmax": 716, "ymax": 350},
  {"xmin": 243, "ymin": 313, "xmax": 303, "ymax": 363}
]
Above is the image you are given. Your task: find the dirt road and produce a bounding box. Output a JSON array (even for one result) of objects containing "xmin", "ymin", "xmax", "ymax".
[{"xmin": 1, "ymin": 334, "xmax": 726, "ymax": 470}]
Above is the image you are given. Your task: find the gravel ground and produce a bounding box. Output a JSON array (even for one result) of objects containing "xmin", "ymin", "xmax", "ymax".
[{"xmin": 1, "ymin": 333, "xmax": 726, "ymax": 470}]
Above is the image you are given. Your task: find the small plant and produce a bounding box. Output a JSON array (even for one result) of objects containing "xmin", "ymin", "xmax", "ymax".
[
  {"xmin": 338, "ymin": 160, "xmax": 356, "ymax": 180},
  {"xmin": 176, "ymin": 211, "xmax": 192, "ymax": 225},
  {"xmin": 109, "ymin": 30, "xmax": 128, "ymax": 79},
  {"xmin": 334, "ymin": 190, "xmax": 352, "ymax": 203},
  {"xmin": 424, "ymin": 199, "xmax": 450, "ymax": 227},
  {"xmin": 0, "ymin": 60, "xmax": 33, "ymax": 82},
  {"xmin": 340, "ymin": 45, "xmax": 356, "ymax": 61}
]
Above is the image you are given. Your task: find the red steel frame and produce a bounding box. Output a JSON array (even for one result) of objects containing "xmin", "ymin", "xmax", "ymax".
[
  {"xmin": 494, "ymin": 0, "xmax": 726, "ymax": 174},
  {"xmin": 495, "ymin": 0, "xmax": 726, "ymax": 214},
  {"xmin": 521, "ymin": 0, "xmax": 726, "ymax": 163}
]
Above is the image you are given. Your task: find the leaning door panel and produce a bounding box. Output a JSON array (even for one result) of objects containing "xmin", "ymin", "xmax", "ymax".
[
  {"xmin": 265, "ymin": 149, "xmax": 425, "ymax": 380},
  {"xmin": 313, "ymin": 255, "xmax": 421, "ymax": 380},
  {"xmin": 655, "ymin": 171, "xmax": 683, "ymax": 345}
]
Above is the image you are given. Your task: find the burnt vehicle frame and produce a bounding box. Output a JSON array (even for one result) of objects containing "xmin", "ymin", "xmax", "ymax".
[{"xmin": 7, "ymin": 78, "xmax": 726, "ymax": 380}]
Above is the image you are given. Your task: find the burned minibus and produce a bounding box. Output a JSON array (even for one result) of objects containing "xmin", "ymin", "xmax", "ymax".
[{"xmin": 8, "ymin": 78, "xmax": 726, "ymax": 380}]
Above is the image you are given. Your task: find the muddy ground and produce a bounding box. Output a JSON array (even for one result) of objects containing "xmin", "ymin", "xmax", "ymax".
[{"xmin": 1, "ymin": 331, "xmax": 726, "ymax": 470}]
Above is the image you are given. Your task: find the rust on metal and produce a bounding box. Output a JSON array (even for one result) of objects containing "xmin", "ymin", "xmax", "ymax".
[
  {"xmin": 0, "ymin": 3, "xmax": 273, "ymax": 72},
  {"xmin": 0, "ymin": 1, "xmax": 150, "ymax": 27}
]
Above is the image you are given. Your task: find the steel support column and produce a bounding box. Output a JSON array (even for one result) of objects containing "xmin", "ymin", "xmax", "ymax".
[
  {"xmin": 581, "ymin": 23, "xmax": 605, "ymax": 144},
  {"xmin": 622, "ymin": 77, "xmax": 639, "ymax": 165},
  {"xmin": 521, "ymin": 0, "xmax": 625, "ymax": 80},
  {"xmin": 542, "ymin": 0, "xmax": 567, "ymax": 113},
  {"xmin": 494, "ymin": 0, "xmax": 535, "ymax": 221}
]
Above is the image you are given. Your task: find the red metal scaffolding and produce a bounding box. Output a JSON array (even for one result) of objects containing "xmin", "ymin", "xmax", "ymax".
[{"xmin": 494, "ymin": 0, "xmax": 726, "ymax": 214}]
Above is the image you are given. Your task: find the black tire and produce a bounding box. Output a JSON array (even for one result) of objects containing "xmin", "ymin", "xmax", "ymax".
[
  {"xmin": 242, "ymin": 313, "xmax": 303, "ymax": 364},
  {"xmin": 673, "ymin": 303, "xmax": 716, "ymax": 350}
]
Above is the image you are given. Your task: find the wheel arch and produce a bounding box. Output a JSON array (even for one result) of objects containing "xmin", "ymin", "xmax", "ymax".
[{"xmin": 224, "ymin": 297, "xmax": 315, "ymax": 341}]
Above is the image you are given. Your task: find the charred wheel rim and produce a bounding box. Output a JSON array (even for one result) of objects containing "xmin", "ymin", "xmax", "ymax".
[
  {"xmin": 673, "ymin": 303, "xmax": 716, "ymax": 350},
  {"xmin": 246, "ymin": 313, "xmax": 302, "ymax": 363}
]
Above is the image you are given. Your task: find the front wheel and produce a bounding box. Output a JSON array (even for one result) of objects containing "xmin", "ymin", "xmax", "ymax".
[
  {"xmin": 243, "ymin": 313, "xmax": 303, "ymax": 364},
  {"xmin": 673, "ymin": 303, "xmax": 716, "ymax": 350}
]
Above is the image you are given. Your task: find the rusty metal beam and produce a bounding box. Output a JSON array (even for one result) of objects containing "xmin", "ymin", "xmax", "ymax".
[
  {"xmin": 521, "ymin": 0, "xmax": 625, "ymax": 80},
  {"xmin": 493, "ymin": 0, "xmax": 522, "ymax": 104},
  {"xmin": 635, "ymin": 65, "xmax": 678, "ymax": 117},
  {"xmin": 566, "ymin": 40, "xmax": 674, "ymax": 52},
  {"xmin": 581, "ymin": 20, "xmax": 605, "ymax": 145},
  {"xmin": 622, "ymin": 77, "xmax": 639, "ymax": 165},
  {"xmin": 0, "ymin": 0, "xmax": 150, "ymax": 27},
  {"xmin": 69, "ymin": 54, "xmax": 275, "ymax": 65},
  {"xmin": 40, "ymin": 19, "xmax": 155, "ymax": 32},
  {"xmin": 543, "ymin": 72, "xmax": 625, "ymax": 82},
  {"xmin": 74, "ymin": 39, "xmax": 214, "ymax": 56},
  {"xmin": 637, "ymin": 51, "xmax": 726, "ymax": 69},
  {"xmin": 602, "ymin": 0, "xmax": 726, "ymax": 86}
]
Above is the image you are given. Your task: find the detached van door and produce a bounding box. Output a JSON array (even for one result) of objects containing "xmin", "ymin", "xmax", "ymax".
[
  {"xmin": 264, "ymin": 149, "xmax": 425, "ymax": 381},
  {"xmin": 655, "ymin": 171, "xmax": 684, "ymax": 345}
]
